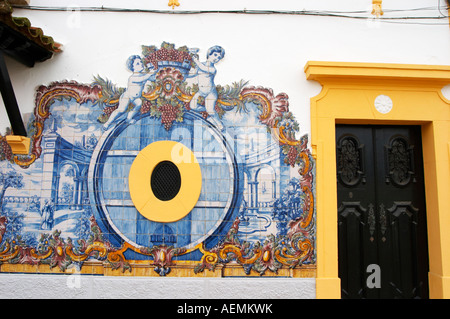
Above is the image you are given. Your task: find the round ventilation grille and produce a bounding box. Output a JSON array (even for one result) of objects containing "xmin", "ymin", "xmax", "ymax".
[{"xmin": 151, "ymin": 160, "xmax": 181, "ymax": 201}]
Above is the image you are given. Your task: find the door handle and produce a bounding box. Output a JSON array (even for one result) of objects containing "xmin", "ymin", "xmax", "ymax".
[
  {"xmin": 367, "ymin": 203, "xmax": 387, "ymax": 242},
  {"xmin": 379, "ymin": 203, "xmax": 387, "ymax": 242},
  {"xmin": 368, "ymin": 203, "xmax": 375, "ymax": 242}
]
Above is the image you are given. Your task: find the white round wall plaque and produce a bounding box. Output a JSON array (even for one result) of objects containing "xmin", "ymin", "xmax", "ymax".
[{"xmin": 374, "ymin": 95, "xmax": 393, "ymax": 114}]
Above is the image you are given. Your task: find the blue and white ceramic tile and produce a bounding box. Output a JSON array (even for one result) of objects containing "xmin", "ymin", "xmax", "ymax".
[{"xmin": 0, "ymin": 42, "xmax": 316, "ymax": 271}]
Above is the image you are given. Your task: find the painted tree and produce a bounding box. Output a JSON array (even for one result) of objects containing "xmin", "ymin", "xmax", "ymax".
[
  {"xmin": 0, "ymin": 170, "xmax": 25, "ymax": 211},
  {"xmin": 271, "ymin": 178, "xmax": 304, "ymax": 235}
]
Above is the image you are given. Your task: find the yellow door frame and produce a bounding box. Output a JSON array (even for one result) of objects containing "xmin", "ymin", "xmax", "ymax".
[{"xmin": 304, "ymin": 61, "xmax": 450, "ymax": 299}]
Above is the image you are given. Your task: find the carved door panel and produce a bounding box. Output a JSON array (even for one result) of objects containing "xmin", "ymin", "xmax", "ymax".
[{"xmin": 336, "ymin": 125, "xmax": 429, "ymax": 299}]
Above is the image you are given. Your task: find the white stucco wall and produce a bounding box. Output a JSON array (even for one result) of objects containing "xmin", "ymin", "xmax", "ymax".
[
  {"xmin": 2, "ymin": 0, "xmax": 450, "ymax": 136},
  {"xmin": 0, "ymin": 273, "xmax": 315, "ymax": 299},
  {"xmin": 0, "ymin": 0, "xmax": 449, "ymax": 299}
]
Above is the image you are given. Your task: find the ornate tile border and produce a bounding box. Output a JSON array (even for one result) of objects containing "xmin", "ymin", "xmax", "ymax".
[{"xmin": 0, "ymin": 42, "xmax": 316, "ymax": 277}]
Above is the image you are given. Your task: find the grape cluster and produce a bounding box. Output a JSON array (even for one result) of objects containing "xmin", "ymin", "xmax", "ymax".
[
  {"xmin": 0, "ymin": 137, "xmax": 13, "ymax": 162},
  {"xmin": 103, "ymin": 105, "xmax": 118, "ymax": 116},
  {"xmin": 145, "ymin": 48, "xmax": 192, "ymax": 69},
  {"xmin": 286, "ymin": 146, "xmax": 298, "ymax": 167},
  {"xmin": 141, "ymin": 100, "xmax": 151, "ymax": 114},
  {"xmin": 160, "ymin": 104, "xmax": 178, "ymax": 130}
]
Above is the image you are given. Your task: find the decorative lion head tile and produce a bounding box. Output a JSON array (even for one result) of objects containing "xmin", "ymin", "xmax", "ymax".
[{"xmin": 0, "ymin": 42, "xmax": 315, "ymax": 277}]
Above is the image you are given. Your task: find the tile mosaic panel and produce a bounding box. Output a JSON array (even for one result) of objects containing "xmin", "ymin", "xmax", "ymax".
[{"xmin": 0, "ymin": 42, "xmax": 316, "ymax": 277}]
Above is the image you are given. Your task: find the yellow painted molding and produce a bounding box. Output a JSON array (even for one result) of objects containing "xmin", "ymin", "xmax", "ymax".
[
  {"xmin": 5, "ymin": 135, "xmax": 30, "ymax": 155},
  {"xmin": 305, "ymin": 61, "xmax": 450, "ymax": 85},
  {"xmin": 316, "ymin": 277, "xmax": 341, "ymax": 299},
  {"xmin": 306, "ymin": 61, "xmax": 450, "ymax": 299},
  {"xmin": 429, "ymin": 272, "xmax": 450, "ymax": 299},
  {"xmin": 0, "ymin": 261, "xmax": 316, "ymax": 278}
]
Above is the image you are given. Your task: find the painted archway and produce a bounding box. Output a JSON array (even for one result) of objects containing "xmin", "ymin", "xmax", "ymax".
[{"xmin": 255, "ymin": 165, "xmax": 276, "ymax": 206}]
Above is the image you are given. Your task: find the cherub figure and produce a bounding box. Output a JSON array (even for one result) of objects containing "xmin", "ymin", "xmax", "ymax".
[
  {"xmin": 103, "ymin": 55, "xmax": 157, "ymax": 130},
  {"xmin": 188, "ymin": 46, "xmax": 225, "ymax": 130}
]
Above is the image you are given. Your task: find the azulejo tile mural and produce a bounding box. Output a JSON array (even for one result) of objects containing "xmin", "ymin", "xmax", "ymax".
[{"xmin": 0, "ymin": 42, "xmax": 316, "ymax": 277}]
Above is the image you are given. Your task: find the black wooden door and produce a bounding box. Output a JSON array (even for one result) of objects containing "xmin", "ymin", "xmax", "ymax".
[{"xmin": 336, "ymin": 125, "xmax": 429, "ymax": 299}]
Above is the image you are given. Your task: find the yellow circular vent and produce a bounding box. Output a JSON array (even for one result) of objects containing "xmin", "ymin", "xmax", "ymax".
[{"xmin": 128, "ymin": 141, "xmax": 202, "ymax": 223}]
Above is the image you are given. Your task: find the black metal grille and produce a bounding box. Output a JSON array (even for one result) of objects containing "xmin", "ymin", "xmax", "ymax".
[{"xmin": 151, "ymin": 161, "xmax": 181, "ymax": 201}]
